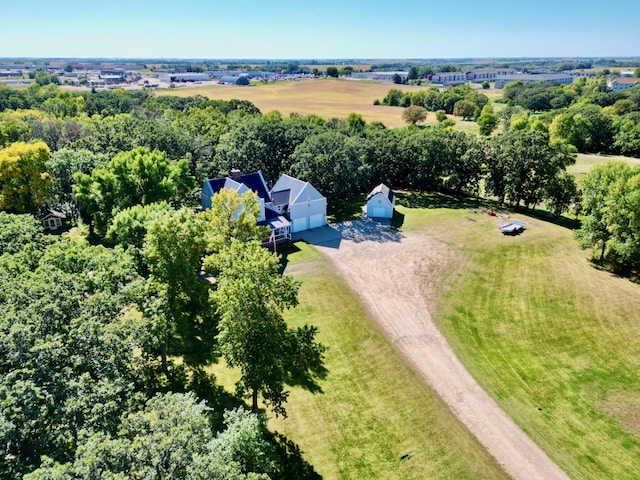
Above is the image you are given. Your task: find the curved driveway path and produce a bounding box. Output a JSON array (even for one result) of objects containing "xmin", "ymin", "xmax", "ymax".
[{"xmin": 299, "ymin": 220, "xmax": 569, "ymax": 480}]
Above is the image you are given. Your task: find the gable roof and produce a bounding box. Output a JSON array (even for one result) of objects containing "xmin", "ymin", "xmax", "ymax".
[
  {"xmin": 205, "ymin": 171, "xmax": 270, "ymax": 201},
  {"xmin": 236, "ymin": 171, "xmax": 270, "ymax": 201},
  {"xmin": 271, "ymin": 174, "xmax": 324, "ymax": 204},
  {"xmin": 367, "ymin": 183, "xmax": 395, "ymax": 204},
  {"xmin": 610, "ymin": 77, "xmax": 640, "ymax": 85},
  {"xmin": 271, "ymin": 189, "xmax": 291, "ymax": 206}
]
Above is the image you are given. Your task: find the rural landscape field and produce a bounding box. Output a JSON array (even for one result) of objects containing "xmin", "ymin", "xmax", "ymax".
[
  {"xmin": 3, "ymin": 0, "xmax": 640, "ymax": 477},
  {"xmin": 161, "ymin": 78, "xmax": 430, "ymax": 128}
]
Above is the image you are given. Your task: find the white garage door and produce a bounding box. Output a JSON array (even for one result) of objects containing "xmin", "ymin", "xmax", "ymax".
[
  {"xmin": 292, "ymin": 216, "xmax": 309, "ymax": 233},
  {"xmin": 372, "ymin": 207, "xmax": 386, "ymax": 218},
  {"xmin": 309, "ymin": 213, "xmax": 325, "ymax": 229}
]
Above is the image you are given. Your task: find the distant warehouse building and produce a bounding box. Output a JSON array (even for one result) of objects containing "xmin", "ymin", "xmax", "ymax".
[
  {"xmin": 351, "ymin": 71, "xmax": 408, "ymax": 81},
  {"xmin": 219, "ymin": 75, "xmax": 250, "ymax": 85},
  {"xmin": 159, "ymin": 73, "xmax": 209, "ymax": 82},
  {"xmin": 494, "ymin": 73, "xmax": 574, "ymax": 89}
]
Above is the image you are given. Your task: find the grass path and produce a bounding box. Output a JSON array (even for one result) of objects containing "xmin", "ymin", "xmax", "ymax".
[{"xmin": 271, "ymin": 243, "xmax": 508, "ymax": 479}]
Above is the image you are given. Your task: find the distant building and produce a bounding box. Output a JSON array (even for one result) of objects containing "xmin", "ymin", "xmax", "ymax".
[
  {"xmin": 494, "ymin": 73, "xmax": 574, "ymax": 89},
  {"xmin": 465, "ymin": 68, "xmax": 516, "ymax": 82},
  {"xmin": 427, "ymin": 72, "xmax": 467, "ymax": 86},
  {"xmin": 219, "ymin": 75, "xmax": 250, "ymax": 85},
  {"xmin": 351, "ymin": 71, "xmax": 408, "ymax": 81},
  {"xmin": 608, "ymin": 77, "xmax": 640, "ymax": 91},
  {"xmin": 566, "ymin": 71, "xmax": 595, "ymax": 78},
  {"xmin": 159, "ymin": 73, "xmax": 209, "ymax": 82}
]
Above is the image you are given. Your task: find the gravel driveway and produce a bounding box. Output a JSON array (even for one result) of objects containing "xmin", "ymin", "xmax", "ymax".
[{"xmin": 298, "ymin": 220, "xmax": 569, "ymax": 480}]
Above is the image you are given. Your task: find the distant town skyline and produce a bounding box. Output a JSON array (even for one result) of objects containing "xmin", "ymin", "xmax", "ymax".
[{"xmin": 2, "ymin": 0, "xmax": 639, "ymax": 60}]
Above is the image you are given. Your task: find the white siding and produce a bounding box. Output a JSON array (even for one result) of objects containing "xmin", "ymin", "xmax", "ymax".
[{"xmin": 366, "ymin": 194, "xmax": 394, "ymax": 218}]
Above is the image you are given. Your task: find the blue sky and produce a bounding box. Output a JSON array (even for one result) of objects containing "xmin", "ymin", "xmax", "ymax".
[{"xmin": 1, "ymin": 0, "xmax": 638, "ymax": 59}]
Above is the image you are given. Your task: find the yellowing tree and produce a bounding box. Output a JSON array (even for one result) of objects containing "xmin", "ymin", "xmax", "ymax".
[{"xmin": 0, "ymin": 141, "xmax": 51, "ymax": 213}]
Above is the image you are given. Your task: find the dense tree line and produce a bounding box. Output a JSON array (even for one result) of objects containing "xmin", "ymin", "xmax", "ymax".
[
  {"xmin": 575, "ymin": 161, "xmax": 640, "ymax": 272},
  {"xmin": 0, "ymin": 193, "xmax": 325, "ymax": 478}
]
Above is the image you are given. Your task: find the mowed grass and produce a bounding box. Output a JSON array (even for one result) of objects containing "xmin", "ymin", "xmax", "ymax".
[
  {"xmin": 396, "ymin": 202, "xmax": 640, "ymax": 479},
  {"xmin": 269, "ymin": 243, "xmax": 508, "ymax": 480},
  {"xmin": 568, "ymin": 153, "xmax": 640, "ymax": 185},
  {"xmin": 159, "ymin": 78, "xmax": 432, "ymax": 128}
]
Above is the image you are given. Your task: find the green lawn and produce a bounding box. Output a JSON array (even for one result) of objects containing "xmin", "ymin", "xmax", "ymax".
[
  {"xmin": 568, "ymin": 153, "xmax": 640, "ymax": 185},
  {"xmin": 395, "ymin": 202, "xmax": 640, "ymax": 480},
  {"xmin": 270, "ymin": 243, "xmax": 508, "ymax": 480}
]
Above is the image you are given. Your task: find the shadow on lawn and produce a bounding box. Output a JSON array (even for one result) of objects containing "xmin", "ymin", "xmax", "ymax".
[{"xmin": 188, "ymin": 368, "xmax": 323, "ymax": 479}]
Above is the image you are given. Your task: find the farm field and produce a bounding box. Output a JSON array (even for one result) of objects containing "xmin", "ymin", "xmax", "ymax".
[
  {"xmin": 267, "ymin": 242, "xmax": 509, "ymax": 479},
  {"xmin": 158, "ymin": 78, "xmax": 436, "ymax": 128}
]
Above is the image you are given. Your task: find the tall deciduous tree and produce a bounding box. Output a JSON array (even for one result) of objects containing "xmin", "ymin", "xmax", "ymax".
[
  {"xmin": 143, "ymin": 207, "xmax": 209, "ymax": 373},
  {"xmin": 402, "ymin": 105, "xmax": 428, "ymax": 125},
  {"xmin": 0, "ymin": 141, "xmax": 51, "ymax": 213},
  {"xmin": 210, "ymin": 241, "xmax": 325, "ymax": 416},
  {"xmin": 290, "ymin": 131, "xmax": 370, "ymax": 202},
  {"xmin": 574, "ymin": 161, "xmax": 635, "ymax": 260},
  {"xmin": 477, "ymin": 104, "xmax": 499, "ymax": 136},
  {"xmin": 73, "ymin": 147, "xmax": 195, "ymax": 237}
]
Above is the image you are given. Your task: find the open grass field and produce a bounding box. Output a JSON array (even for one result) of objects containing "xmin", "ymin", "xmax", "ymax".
[
  {"xmin": 159, "ymin": 78, "xmax": 443, "ymax": 128},
  {"xmin": 568, "ymin": 153, "xmax": 640, "ymax": 185},
  {"xmin": 388, "ymin": 201, "xmax": 640, "ymax": 480},
  {"xmin": 267, "ymin": 242, "xmax": 508, "ymax": 480}
]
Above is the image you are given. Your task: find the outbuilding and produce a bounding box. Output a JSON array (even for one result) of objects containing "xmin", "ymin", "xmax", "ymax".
[
  {"xmin": 366, "ymin": 183, "xmax": 395, "ymax": 219},
  {"xmin": 39, "ymin": 209, "xmax": 67, "ymax": 231}
]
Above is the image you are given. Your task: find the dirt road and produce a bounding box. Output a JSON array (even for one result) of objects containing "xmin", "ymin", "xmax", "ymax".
[{"xmin": 300, "ymin": 220, "xmax": 569, "ymax": 480}]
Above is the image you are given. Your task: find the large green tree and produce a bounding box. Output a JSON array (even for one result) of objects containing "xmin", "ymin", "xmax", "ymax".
[
  {"xmin": 210, "ymin": 241, "xmax": 325, "ymax": 416},
  {"xmin": 574, "ymin": 161, "xmax": 634, "ymax": 260},
  {"xmin": 0, "ymin": 141, "xmax": 52, "ymax": 213},
  {"xmin": 290, "ymin": 130, "xmax": 370, "ymax": 202},
  {"xmin": 73, "ymin": 146, "xmax": 195, "ymax": 237}
]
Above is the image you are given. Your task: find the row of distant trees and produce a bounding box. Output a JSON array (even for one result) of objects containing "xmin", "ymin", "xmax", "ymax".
[{"xmin": 1, "ymin": 85, "xmax": 579, "ymax": 226}]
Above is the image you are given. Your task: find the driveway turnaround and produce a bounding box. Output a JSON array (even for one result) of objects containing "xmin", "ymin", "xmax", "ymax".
[{"xmin": 299, "ymin": 220, "xmax": 569, "ymax": 480}]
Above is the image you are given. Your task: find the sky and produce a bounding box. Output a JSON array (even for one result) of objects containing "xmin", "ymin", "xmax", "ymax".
[{"xmin": 1, "ymin": 0, "xmax": 638, "ymax": 60}]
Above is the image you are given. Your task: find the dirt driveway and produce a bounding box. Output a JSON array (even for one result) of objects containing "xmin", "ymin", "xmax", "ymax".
[{"xmin": 299, "ymin": 220, "xmax": 569, "ymax": 480}]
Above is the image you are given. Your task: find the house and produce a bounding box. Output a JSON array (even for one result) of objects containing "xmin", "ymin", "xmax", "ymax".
[
  {"xmin": 39, "ymin": 209, "xmax": 66, "ymax": 231},
  {"xmin": 608, "ymin": 77, "xmax": 640, "ymax": 91},
  {"xmin": 270, "ymin": 174, "xmax": 327, "ymax": 233},
  {"xmin": 201, "ymin": 170, "xmax": 327, "ymax": 242},
  {"xmin": 365, "ymin": 184, "xmax": 395, "ymax": 219},
  {"xmin": 201, "ymin": 169, "xmax": 269, "ymax": 222}
]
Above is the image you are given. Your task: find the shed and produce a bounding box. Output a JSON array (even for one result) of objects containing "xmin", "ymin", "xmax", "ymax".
[
  {"xmin": 39, "ymin": 209, "xmax": 67, "ymax": 231},
  {"xmin": 366, "ymin": 184, "xmax": 395, "ymax": 219}
]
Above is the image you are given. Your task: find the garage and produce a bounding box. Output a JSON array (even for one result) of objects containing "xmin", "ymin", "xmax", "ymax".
[
  {"xmin": 309, "ymin": 213, "xmax": 325, "ymax": 229},
  {"xmin": 292, "ymin": 216, "xmax": 309, "ymax": 233},
  {"xmin": 372, "ymin": 207, "xmax": 386, "ymax": 218}
]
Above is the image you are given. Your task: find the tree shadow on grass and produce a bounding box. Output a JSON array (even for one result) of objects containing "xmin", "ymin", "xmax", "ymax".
[
  {"xmin": 276, "ymin": 243, "xmax": 302, "ymax": 274},
  {"xmin": 395, "ymin": 191, "xmax": 498, "ymax": 211},
  {"xmin": 514, "ymin": 206, "xmax": 581, "ymax": 231},
  {"xmin": 269, "ymin": 431, "xmax": 323, "ymax": 480}
]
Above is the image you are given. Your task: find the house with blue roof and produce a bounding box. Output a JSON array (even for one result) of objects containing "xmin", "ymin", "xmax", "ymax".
[{"xmin": 201, "ymin": 169, "xmax": 327, "ymax": 242}]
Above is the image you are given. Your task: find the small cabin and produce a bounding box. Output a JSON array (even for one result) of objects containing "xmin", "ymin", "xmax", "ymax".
[{"xmin": 39, "ymin": 209, "xmax": 67, "ymax": 231}]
